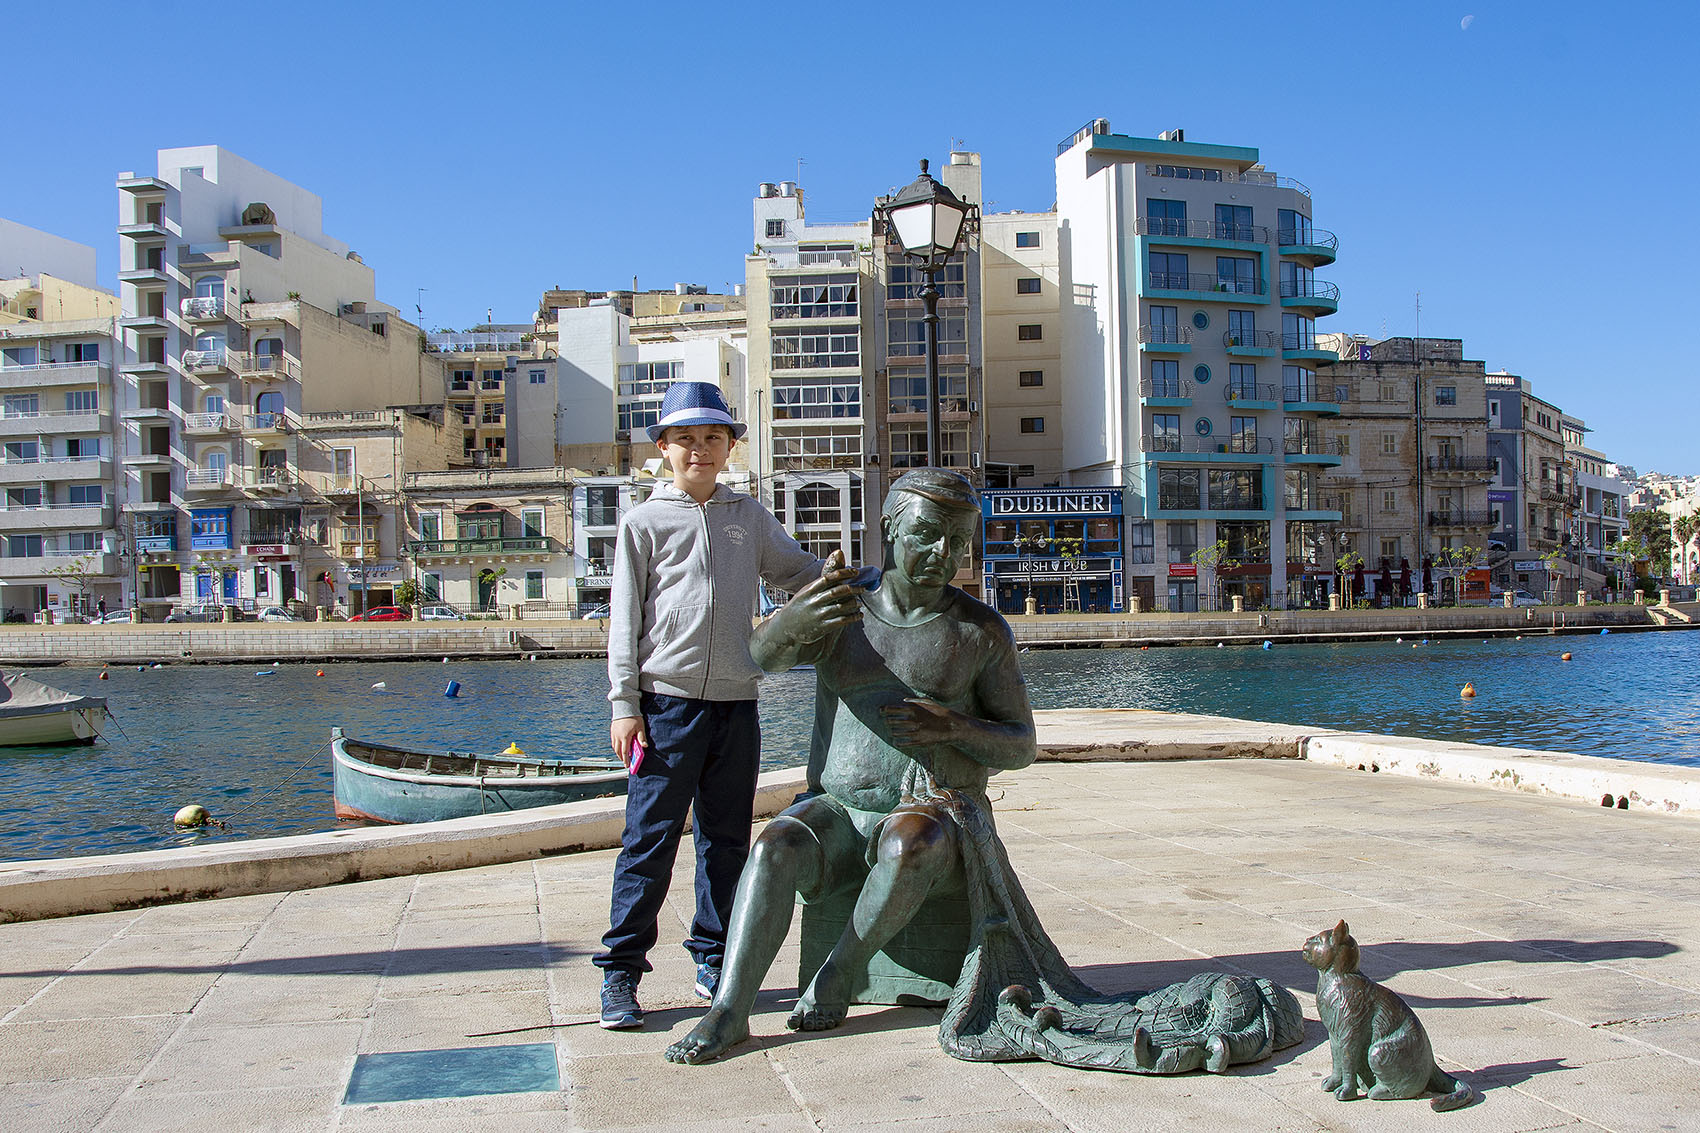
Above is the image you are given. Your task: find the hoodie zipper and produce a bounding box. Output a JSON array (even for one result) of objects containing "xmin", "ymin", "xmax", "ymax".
[{"xmin": 699, "ymin": 497, "xmax": 715, "ymax": 700}]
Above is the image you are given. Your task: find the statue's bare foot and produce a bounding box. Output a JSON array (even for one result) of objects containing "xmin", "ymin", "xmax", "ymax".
[
  {"xmin": 786, "ymin": 963, "xmax": 850, "ymax": 1032},
  {"xmin": 664, "ymin": 1008, "xmax": 749, "ymax": 1065}
]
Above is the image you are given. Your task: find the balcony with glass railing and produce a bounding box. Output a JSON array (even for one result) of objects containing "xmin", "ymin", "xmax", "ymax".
[
  {"xmin": 0, "ymin": 454, "xmax": 112, "ymax": 483},
  {"xmin": 1134, "ymin": 217, "xmax": 1271, "ymax": 245},
  {"xmin": 0, "ymin": 359, "xmax": 110, "ymax": 391},
  {"xmin": 0, "ymin": 503, "xmax": 112, "ymax": 531},
  {"xmin": 1146, "ymin": 272, "xmax": 1267, "ymax": 298},
  {"xmin": 0, "ymin": 407, "xmax": 111, "ymax": 436}
]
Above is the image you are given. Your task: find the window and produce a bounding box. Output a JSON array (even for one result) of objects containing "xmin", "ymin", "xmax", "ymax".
[
  {"xmin": 1230, "ymin": 416, "xmax": 1258, "ymax": 453},
  {"xmin": 1382, "ymin": 490, "xmax": 1398, "ymax": 513},
  {"xmin": 774, "ymin": 424, "xmax": 865, "ymax": 470},
  {"xmin": 1435, "ymin": 386, "xmax": 1457, "ymax": 406},
  {"xmin": 1218, "ymin": 521, "xmax": 1268, "ymax": 562},
  {"xmin": 1282, "ymin": 313, "xmax": 1316, "ymax": 350},
  {"xmin": 525, "ymin": 570, "xmax": 544, "ymax": 600},
  {"xmin": 1, "ymin": 345, "xmax": 38, "ymax": 367},
  {"xmin": 1128, "ymin": 520, "xmax": 1154, "ymax": 564},
  {"xmin": 776, "ymin": 377, "xmax": 862, "ymax": 419},
  {"xmin": 67, "ymin": 485, "xmax": 102, "ymax": 505},
  {"xmin": 772, "ymin": 327, "xmax": 859, "ymax": 370},
  {"xmin": 1207, "ymin": 468, "xmax": 1262, "ymax": 510},
  {"xmin": 7, "ymin": 488, "xmax": 40, "ymax": 508},
  {"xmin": 1226, "ymin": 309, "xmax": 1255, "ymax": 345},
  {"xmin": 6, "ymin": 535, "xmax": 43, "ymax": 558},
  {"xmin": 887, "ymin": 260, "xmax": 965, "ymax": 300},
  {"xmin": 888, "ymin": 313, "xmax": 966, "ymax": 359},
  {"xmin": 3, "ymin": 394, "xmax": 39, "ymax": 417},
  {"xmin": 529, "ymin": 369, "xmax": 546, "ymax": 385},
  {"xmin": 1015, "ymin": 231, "xmax": 1040, "ymax": 248},
  {"xmin": 1228, "ymin": 363, "xmax": 1257, "ymax": 399},
  {"xmin": 1019, "ymin": 417, "xmax": 1045, "ymax": 434},
  {"xmin": 1151, "ymin": 413, "xmax": 1180, "ymax": 452},
  {"xmin": 1017, "ymin": 324, "xmax": 1043, "ymax": 341},
  {"xmin": 1147, "ymin": 305, "xmax": 1179, "ymax": 342},
  {"xmin": 1149, "ymin": 251, "xmax": 1190, "ymax": 289},
  {"xmin": 1166, "ymin": 520, "xmax": 1198, "ymax": 563},
  {"xmin": 1018, "ymin": 370, "xmax": 1043, "ymax": 387},
  {"xmin": 1278, "ymin": 209, "xmax": 1312, "ymax": 245},
  {"xmin": 1016, "ymin": 277, "xmax": 1042, "ymax": 295},
  {"xmin": 66, "ymin": 532, "xmax": 99, "ymax": 553},
  {"xmin": 1380, "ymin": 538, "xmax": 1401, "ymax": 562},
  {"xmin": 480, "ymin": 370, "xmax": 502, "ymax": 389},
  {"xmin": 65, "ymin": 438, "xmax": 99, "ymax": 458},
  {"xmin": 1149, "ymin": 359, "xmax": 1180, "ymax": 397},
  {"xmin": 1151, "ymin": 165, "xmax": 1222, "ymax": 181},
  {"xmin": 1214, "ymin": 204, "xmax": 1253, "ymax": 241},
  {"xmin": 1337, "ymin": 432, "xmax": 1351, "ymax": 455},
  {"xmin": 1158, "ymin": 468, "xmax": 1201, "ymax": 512},
  {"xmin": 1216, "ymin": 256, "xmax": 1257, "ymax": 293},
  {"xmin": 481, "ymin": 404, "xmax": 504, "ymax": 424},
  {"xmin": 1381, "ymin": 433, "xmax": 1398, "ymax": 456},
  {"xmin": 450, "ymin": 369, "xmax": 474, "ymax": 390},
  {"xmin": 585, "ymin": 487, "xmax": 618, "ymax": 527},
  {"xmin": 1145, "ymin": 198, "xmax": 1186, "ymax": 236},
  {"xmin": 888, "ymin": 425, "xmax": 965, "ymax": 469},
  {"xmin": 771, "ymin": 275, "xmax": 858, "ymax": 319},
  {"xmin": 5, "ymin": 441, "xmax": 38, "ymax": 463},
  {"xmin": 521, "ymin": 508, "xmax": 544, "ymax": 539},
  {"xmin": 765, "ymin": 219, "xmax": 785, "ymax": 239},
  {"xmin": 62, "ymin": 390, "xmax": 97, "ymax": 414},
  {"xmin": 1282, "ymin": 365, "xmax": 1316, "ymax": 403}
]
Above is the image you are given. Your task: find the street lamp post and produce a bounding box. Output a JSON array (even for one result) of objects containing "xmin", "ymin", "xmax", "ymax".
[{"xmin": 875, "ymin": 160, "xmax": 977, "ymax": 468}]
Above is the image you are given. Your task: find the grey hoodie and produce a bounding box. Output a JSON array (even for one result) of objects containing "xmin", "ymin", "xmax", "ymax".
[{"xmin": 608, "ymin": 483, "xmax": 821, "ymax": 719}]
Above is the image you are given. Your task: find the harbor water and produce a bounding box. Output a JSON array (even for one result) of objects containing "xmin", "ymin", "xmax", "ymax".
[{"xmin": 2, "ymin": 629, "xmax": 1696, "ymax": 861}]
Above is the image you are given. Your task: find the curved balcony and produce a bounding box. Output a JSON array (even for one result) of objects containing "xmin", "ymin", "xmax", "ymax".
[
  {"xmin": 184, "ymin": 412, "xmax": 238, "ymax": 436},
  {"xmin": 244, "ymin": 468, "xmax": 296, "ymax": 494},
  {"xmin": 1139, "ymin": 377, "xmax": 1193, "ymax": 405},
  {"xmin": 1278, "ymin": 278, "xmax": 1340, "ymax": 316},
  {"xmin": 1142, "ymin": 434, "xmax": 1274, "ymax": 457},
  {"xmin": 1280, "ymin": 334, "xmax": 1338, "ymax": 364},
  {"xmin": 185, "ymin": 467, "xmax": 233, "ymax": 492},
  {"xmin": 1283, "ymin": 435, "xmax": 1345, "ymax": 466},
  {"xmin": 1282, "ymin": 383, "xmax": 1344, "ymax": 415},
  {"xmin": 1278, "ymin": 226, "xmax": 1338, "ymax": 265},
  {"xmin": 1147, "ymin": 271, "xmax": 1267, "ymax": 299},
  {"xmin": 1137, "ymin": 324, "xmax": 1192, "ymax": 352},
  {"xmin": 406, "ymin": 537, "xmax": 553, "ymax": 560},
  {"xmin": 180, "ymin": 296, "xmax": 227, "ymax": 322},
  {"xmin": 182, "ymin": 349, "xmax": 232, "ymax": 376},
  {"xmin": 1135, "ymin": 217, "xmax": 1271, "ymax": 245},
  {"xmin": 1224, "ymin": 381, "xmax": 1281, "ymax": 409},
  {"xmin": 1221, "ymin": 329, "xmax": 1280, "ymax": 356},
  {"xmin": 235, "ymin": 352, "xmax": 299, "ymax": 382}
]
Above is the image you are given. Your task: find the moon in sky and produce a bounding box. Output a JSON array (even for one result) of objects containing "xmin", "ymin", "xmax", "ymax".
[{"xmin": 1461, "ymin": 14, "xmax": 1476, "ymax": 30}]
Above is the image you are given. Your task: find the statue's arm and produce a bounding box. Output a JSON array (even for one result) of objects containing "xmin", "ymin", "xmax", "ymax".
[
  {"xmin": 751, "ymin": 551, "xmax": 860, "ymax": 673},
  {"xmin": 882, "ymin": 627, "xmax": 1036, "ymax": 771}
]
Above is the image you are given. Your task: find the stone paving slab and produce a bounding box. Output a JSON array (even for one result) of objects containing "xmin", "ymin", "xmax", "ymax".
[{"xmin": 2, "ymin": 758, "xmax": 1698, "ymax": 1131}]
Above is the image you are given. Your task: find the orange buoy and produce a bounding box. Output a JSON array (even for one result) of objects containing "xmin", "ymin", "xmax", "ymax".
[
  {"xmin": 1460, "ymin": 682, "xmax": 1475, "ymax": 699},
  {"xmin": 1561, "ymin": 652, "xmax": 1573, "ymax": 661},
  {"xmin": 315, "ymin": 669, "xmax": 325, "ymax": 677}
]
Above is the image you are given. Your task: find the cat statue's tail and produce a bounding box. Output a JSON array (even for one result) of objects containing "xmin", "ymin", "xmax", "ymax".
[{"xmin": 1429, "ymin": 1066, "xmax": 1476, "ymax": 1112}]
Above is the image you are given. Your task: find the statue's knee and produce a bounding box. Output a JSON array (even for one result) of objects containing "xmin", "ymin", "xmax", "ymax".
[
  {"xmin": 877, "ymin": 813, "xmax": 950, "ymax": 872},
  {"xmin": 752, "ymin": 816, "xmax": 815, "ymax": 864}
]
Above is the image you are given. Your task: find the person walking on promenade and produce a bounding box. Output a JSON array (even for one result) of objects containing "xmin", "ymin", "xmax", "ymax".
[{"xmin": 595, "ymin": 380, "xmax": 864, "ymax": 1029}]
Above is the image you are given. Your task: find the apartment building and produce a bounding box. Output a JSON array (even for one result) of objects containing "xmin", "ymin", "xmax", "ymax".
[
  {"xmin": 426, "ymin": 326, "xmax": 534, "ymax": 465},
  {"xmin": 1484, "ymin": 372, "xmax": 1573, "ymax": 597},
  {"xmin": 980, "ymin": 210, "xmax": 1062, "ymax": 491},
  {"xmin": 1054, "ymin": 121, "xmax": 1342, "ymax": 611},
  {"xmin": 0, "ymin": 225, "xmax": 124, "ymax": 620},
  {"xmin": 115, "ymin": 147, "xmax": 448, "ymax": 617},
  {"xmin": 1562, "ymin": 418, "xmax": 1632, "ymax": 594},
  {"xmin": 1321, "ymin": 337, "xmax": 1496, "ymax": 601},
  {"xmin": 401, "ymin": 467, "xmax": 575, "ymax": 615}
]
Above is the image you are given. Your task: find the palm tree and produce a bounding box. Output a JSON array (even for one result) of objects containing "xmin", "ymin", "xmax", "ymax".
[{"xmin": 1674, "ymin": 513, "xmax": 1698, "ymax": 583}]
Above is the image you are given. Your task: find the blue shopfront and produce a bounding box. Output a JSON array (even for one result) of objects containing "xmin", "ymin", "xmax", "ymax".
[
  {"xmin": 981, "ymin": 488, "xmax": 1124, "ymax": 614},
  {"xmin": 190, "ymin": 508, "xmax": 237, "ymax": 603}
]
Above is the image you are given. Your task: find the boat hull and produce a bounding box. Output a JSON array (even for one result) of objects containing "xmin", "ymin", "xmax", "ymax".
[
  {"xmin": 332, "ymin": 731, "xmax": 628, "ymax": 824},
  {"xmin": 0, "ymin": 706, "xmax": 106, "ymax": 747}
]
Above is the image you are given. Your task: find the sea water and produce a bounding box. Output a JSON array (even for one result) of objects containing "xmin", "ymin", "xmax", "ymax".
[{"xmin": 1, "ymin": 629, "xmax": 1694, "ymax": 860}]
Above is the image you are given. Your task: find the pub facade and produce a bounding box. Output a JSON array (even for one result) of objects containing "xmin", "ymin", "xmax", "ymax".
[{"xmin": 981, "ymin": 488, "xmax": 1124, "ymax": 615}]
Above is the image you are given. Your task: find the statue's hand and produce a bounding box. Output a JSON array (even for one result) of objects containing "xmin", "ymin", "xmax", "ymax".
[
  {"xmin": 880, "ymin": 697, "xmax": 967, "ymax": 747},
  {"xmin": 775, "ymin": 549, "xmax": 864, "ymax": 644}
]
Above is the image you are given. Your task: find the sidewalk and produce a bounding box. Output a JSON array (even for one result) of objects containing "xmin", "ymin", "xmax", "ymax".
[{"xmin": 3, "ymin": 756, "xmax": 1697, "ymax": 1131}]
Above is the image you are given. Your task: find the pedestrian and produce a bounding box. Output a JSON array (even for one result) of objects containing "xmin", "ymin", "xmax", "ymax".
[
  {"xmin": 97, "ymin": 598, "xmax": 107, "ymax": 617},
  {"xmin": 595, "ymin": 381, "xmax": 861, "ymax": 1030}
]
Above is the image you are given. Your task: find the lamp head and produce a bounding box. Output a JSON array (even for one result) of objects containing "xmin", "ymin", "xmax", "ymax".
[{"xmin": 879, "ymin": 159, "xmax": 972, "ymax": 266}]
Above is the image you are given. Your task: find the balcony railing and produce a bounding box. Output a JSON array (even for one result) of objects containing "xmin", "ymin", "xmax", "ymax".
[
  {"xmin": 1225, "ymin": 381, "xmax": 1280, "ymax": 402},
  {"xmin": 180, "ymin": 296, "xmax": 226, "ymax": 321},
  {"xmin": 1222, "ymin": 330, "xmax": 1280, "ymax": 350},
  {"xmin": 182, "ymin": 349, "xmax": 229, "ymax": 372},
  {"xmin": 1426, "ymin": 456, "xmax": 1497, "ymax": 474},
  {"xmin": 1278, "ymin": 279, "xmax": 1341, "ymax": 302},
  {"xmin": 1135, "ymin": 217, "xmax": 1271, "ymax": 244},
  {"xmin": 1539, "ymin": 526, "xmax": 1563, "ymax": 542},
  {"xmin": 1281, "ymin": 333, "xmax": 1334, "ymax": 355},
  {"xmin": 1279, "ymin": 227, "xmax": 1339, "ymax": 252},
  {"xmin": 1428, "ymin": 510, "xmax": 1498, "ymax": 527},
  {"xmin": 1284, "ymin": 435, "xmax": 1345, "ymax": 456},
  {"xmin": 134, "ymin": 534, "xmax": 178, "ymax": 553},
  {"xmin": 1283, "ymin": 384, "xmax": 1345, "ymax": 404},
  {"xmin": 407, "ymin": 537, "xmax": 552, "ymax": 556},
  {"xmin": 184, "ymin": 412, "xmax": 237, "ymax": 432},
  {"xmin": 245, "ymin": 468, "xmax": 295, "ymax": 491},
  {"xmin": 236, "ymin": 353, "xmax": 298, "ymax": 380},
  {"xmin": 1142, "ymin": 434, "xmax": 1275, "ymax": 454},
  {"xmin": 1137, "ymin": 324, "xmax": 1192, "ymax": 346},
  {"xmin": 242, "ymin": 412, "xmax": 290, "ymax": 432},
  {"xmin": 185, "ymin": 467, "xmax": 230, "ymax": 489},
  {"xmin": 1139, "ymin": 377, "xmax": 1193, "ymax": 399},
  {"xmin": 1143, "ymin": 165, "xmax": 1311, "ymax": 198},
  {"xmin": 1147, "ymin": 272, "xmax": 1267, "ymax": 296},
  {"xmin": 1286, "ymin": 493, "xmax": 1340, "ymax": 512}
]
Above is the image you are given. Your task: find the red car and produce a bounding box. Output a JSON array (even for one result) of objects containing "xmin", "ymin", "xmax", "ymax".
[{"xmin": 350, "ymin": 606, "xmax": 408, "ymax": 622}]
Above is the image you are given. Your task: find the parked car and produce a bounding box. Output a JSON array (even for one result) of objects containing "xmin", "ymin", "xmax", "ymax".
[
  {"xmin": 1503, "ymin": 589, "xmax": 1542, "ymax": 607},
  {"xmin": 91, "ymin": 610, "xmax": 135, "ymax": 625},
  {"xmin": 255, "ymin": 605, "xmax": 300, "ymax": 622},
  {"xmin": 417, "ymin": 605, "xmax": 464, "ymax": 621},
  {"xmin": 579, "ymin": 603, "xmax": 610, "ymax": 620},
  {"xmin": 165, "ymin": 604, "xmax": 244, "ymax": 623},
  {"xmin": 350, "ymin": 605, "xmax": 408, "ymax": 622}
]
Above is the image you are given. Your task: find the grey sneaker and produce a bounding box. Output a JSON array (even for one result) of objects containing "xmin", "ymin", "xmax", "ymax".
[
  {"xmin": 599, "ymin": 970, "xmax": 643, "ymax": 1029},
  {"xmin": 694, "ymin": 962, "xmax": 721, "ymax": 1000}
]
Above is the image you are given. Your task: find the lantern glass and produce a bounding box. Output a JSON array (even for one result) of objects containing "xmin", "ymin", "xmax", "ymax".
[{"xmin": 889, "ymin": 197, "xmax": 968, "ymax": 262}]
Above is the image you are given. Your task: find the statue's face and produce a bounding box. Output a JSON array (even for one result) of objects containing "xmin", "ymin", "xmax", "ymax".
[{"xmin": 885, "ymin": 497, "xmax": 977, "ymax": 588}]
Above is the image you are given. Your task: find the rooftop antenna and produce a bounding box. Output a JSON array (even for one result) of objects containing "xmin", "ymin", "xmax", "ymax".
[{"xmin": 416, "ymin": 287, "xmax": 427, "ymax": 329}]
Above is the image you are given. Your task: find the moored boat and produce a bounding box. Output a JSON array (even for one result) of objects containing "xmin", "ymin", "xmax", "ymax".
[
  {"xmin": 331, "ymin": 727, "xmax": 627, "ymax": 824},
  {"xmin": 0, "ymin": 669, "xmax": 107, "ymax": 746}
]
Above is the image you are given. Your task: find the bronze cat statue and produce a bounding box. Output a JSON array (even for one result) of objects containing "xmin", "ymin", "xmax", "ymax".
[{"xmin": 1302, "ymin": 920, "xmax": 1476, "ymax": 1111}]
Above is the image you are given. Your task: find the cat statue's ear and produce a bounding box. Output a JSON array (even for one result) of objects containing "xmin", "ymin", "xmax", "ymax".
[{"xmin": 1333, "ymin": 919, "xmax": 1349, "ymax": 942}]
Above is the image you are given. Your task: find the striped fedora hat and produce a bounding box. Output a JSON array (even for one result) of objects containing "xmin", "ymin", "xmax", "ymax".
[{"xmin": 647, "ymin": 381, "xmax": 747, "ymax": 442}]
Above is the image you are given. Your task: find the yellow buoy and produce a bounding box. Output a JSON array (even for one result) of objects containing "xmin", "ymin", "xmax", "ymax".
[
  {"xmin": 1561, "ymin": 652, "xmax": 1573, "ymax": 662},
  {"xmin": 502, "ymin": 742, "xmax": 526, "ymax": 755},
  {"xmin": 1460, "ymin": 683, "xmax": 1476, "ymax": 699},
  {"xmin": 174, "ymin": 804, "xmax": 210, "ymax": 828}
]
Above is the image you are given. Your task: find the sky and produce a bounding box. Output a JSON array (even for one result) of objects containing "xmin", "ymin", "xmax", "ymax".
[{"xmin": 5, "ymin": 1, "xmax": 1697, "ymax": 474}]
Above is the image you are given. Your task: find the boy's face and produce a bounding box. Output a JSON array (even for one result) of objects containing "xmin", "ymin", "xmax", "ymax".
[{"xmin": 658, "ymin": 425, "xmax": 733, "ymax": 495}]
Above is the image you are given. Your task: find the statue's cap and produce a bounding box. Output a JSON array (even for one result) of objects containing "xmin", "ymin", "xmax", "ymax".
[{"xmin": 888, "ymin": 468, "xmax": 980, "ymax": 513}]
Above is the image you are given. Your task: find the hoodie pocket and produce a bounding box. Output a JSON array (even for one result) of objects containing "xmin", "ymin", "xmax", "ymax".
[{"xmin": 651, "ymin": 603, "xmax": 711, "ymax": 682}]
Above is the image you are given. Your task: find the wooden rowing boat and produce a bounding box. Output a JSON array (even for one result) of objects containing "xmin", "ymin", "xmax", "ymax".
[{"xmin": 331, "ymin": 727, "xmax": 627, "ymax": 824}]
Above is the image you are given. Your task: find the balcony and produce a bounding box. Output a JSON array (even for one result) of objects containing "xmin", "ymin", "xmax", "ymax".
[
  {"xmin": 1426, "ymin": 455, "xmax": 1496, "ymax": 476},
  {"xmin": 117, "ymin": 265, "xmax": 168, "ymax": 286},
  {"xmin": 1139, "ymin": 377, "xmax": 1193, "ymax": 406},
  {"xmin": 1278, "ymin": 226, "xmax": 1339, "ymax": 265},
  {"xmin": 122, "ymin": 449, "xmax": 172, "ymax": 469},
  {"xmin": 119, "ymin": 311, "xmax": 171, "ymax": 332},
  {"xmin": 185, "ymin": 467, "xmax": 232, "ymax": 492},
  {"xmin": 1224, "ymin": 382, "xmax": 1281, "ymax": 409},
  {"xmin": 0, "ymin": 455, "xmax": 111, "ymax": 484},
  {"xmin": 1278, "ymin": 278, "xmax": 1340, "ymax": 316},
  {"xmin": 1141, "ymin": 434, "xmax": 1274, "ymax": 457},
  {"xmin": 0, "ymin": 409, "xmax": 110, "ymax": 437},
  {"xmin": 1137, "ymin": 324, "xmax": 1192, "ymax": 351},
  {"xmin": 1146, "ymin": 272, "xmax": 1268, "ymax": 299},
  {"xmin": 1280, "ymin": 334, "xmax": 1337, "ymax": 363},
  {"xmin": 117, "ymin": 221, "xmax": 167, "ymax": 239},
  {"xmin": 0, "ymin": 504, "xmax": 111, "ymax": 532},
  {"xmin": 180, "ymin": 296, "xmax": 227, "ymax": 322},
  {"xmin": 407, "ymin": 537, "xmax": 553, "ymax": 559},
  {"xmin": 243, "ymin": 467, "xmax": 296, "ymax": 494},
  {"xmin": 337, "ymin": 541, "xmax": 381, "ymax": 560},
  {"xmin": 0, "ymin": 360, "xmax": 109, "ymax": 390},
  {"xmin": 1282, "ymin": 384, "xmax": 1343, "ymax": 415},
  {"xmin": 182, "ymin": 349, "xmax": 232, "ymax": 376},
  {"xmin": 184, "ymin": 412, "xmax": 238, "ymax": 436},
  {"xmin": 241, "ymin": 411, "xmax": 291, "ymax": 434},
  {"xmin": 1221, "ymin": 329, "xmax": 1280, "ymax": 357},
  {"xmin": 1284, "ymin": 492, "xmax": 1341, "ymax": 516},
  {"xmin": 1428, "ymin": 510, "xmax": 1497, "ymax": 528},
  {"xmin": 235, "ymin": 353, "xmax": 298, "ymax": 382},
  {"xmin": 134, "ymin": 533, "xmax": 179, "ymax": 555},
  {"xmin": 0, "ymin": 551, "xmax": 117, "ymax": 580},
  {"xmin": 1283, "ymin": 435, "xmax": 1344, "ymax": 465},
  {"xmin": 1134, "ymin": 217, "xmax": 1271, "ymax": 245}
]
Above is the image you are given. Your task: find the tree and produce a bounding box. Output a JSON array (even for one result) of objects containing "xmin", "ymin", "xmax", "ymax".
[
  {"xmin": 1431, "ymin": 545, "xmax": 1484, "ymax": 603},
  {"xmin": 1627, "ymin": 509, "xmax": 1673, "ymax": 579},
  {"xmin": 1191, "ymin": 538, "xmax": 1232, "ymax": 611},
  {"xmin": 43, "ymin": 553, "xmax": 102, "ymax": 616},
  {"xmin": 1674, "ymin": 514, "xmax": 1698, "ymax": 583},
  {"xmin": 1335, "ymin": 549, "xmax": 1364, "ymax": 607}
]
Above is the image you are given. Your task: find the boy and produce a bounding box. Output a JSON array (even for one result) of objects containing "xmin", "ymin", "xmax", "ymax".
[{"xmin": 596, "ymin": 380, "xmax": 860, "ymax": 1029}]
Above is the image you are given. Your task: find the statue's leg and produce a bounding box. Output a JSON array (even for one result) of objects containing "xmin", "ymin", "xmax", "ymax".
[
  {"xmin": 665, "ymin": 814, "xmax": 823, "ymax": 1064},
  {"xmin": 791, "ymin": 809, "xmax": 955, "ymax": 1031}
]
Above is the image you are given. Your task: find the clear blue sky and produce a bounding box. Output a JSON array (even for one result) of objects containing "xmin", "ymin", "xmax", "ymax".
[{"xmin": 7, "ymin": 1, "xmax": 1696, "ymax": 474}]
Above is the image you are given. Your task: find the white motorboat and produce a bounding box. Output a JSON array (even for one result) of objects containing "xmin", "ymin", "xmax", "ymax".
[{"xmin": 0, "ymin": 669, "xmax": 107, "ymax": 746}]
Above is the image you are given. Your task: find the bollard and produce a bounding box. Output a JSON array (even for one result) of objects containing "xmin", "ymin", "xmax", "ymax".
[
  {"xmin": 129, "ymin": 607, "xmax": 142, "ymax": 624},
  {"xmin": 1503, "ymin": 589, "xmax": 1514, "ymax": 608},
  {"xmin": 1659, "ymin": 589, "xmax": 1671, "ymax": 607},
  {"xmin": 1635, "ymin": 591, "xmax": 1646, "ymax": 606},
  {"xmin": 1129, "ymin": 595, "xmax": 1142, "ymax": 614},
  {"xmin": 1328, "ymin": 593, "xmax": 1341, "ymax": 611},
  {"xmin": 1578, "ymin": 591, "xmax": 1588, "ymax": 607},
  {"xmin": 1024, "ymin": 596, "xmax": 1037, "ymax": 616},
  {"xmin": 1230, "ymin": 594, "xmax": 1244, "ymax": 614},
  {"xmin": 1418, "ymin": 592, "xmax": 1430, "ymax": 610}
]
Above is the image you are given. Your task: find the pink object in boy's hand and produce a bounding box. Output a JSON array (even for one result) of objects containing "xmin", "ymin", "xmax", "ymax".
[{"xmin": 629, "ymin": 737, "xmax": 647, "ymax": 775}]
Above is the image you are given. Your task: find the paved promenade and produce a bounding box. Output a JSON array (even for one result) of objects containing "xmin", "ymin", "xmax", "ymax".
[{"xmin": 3, "ymin": 756, "xmax": 1697, "ymax": 1131}]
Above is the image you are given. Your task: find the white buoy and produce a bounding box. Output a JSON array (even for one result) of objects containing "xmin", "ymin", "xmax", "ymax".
[{"xmin": 372, "ymin": 681, "xmax": 387, "ymax": 690}]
